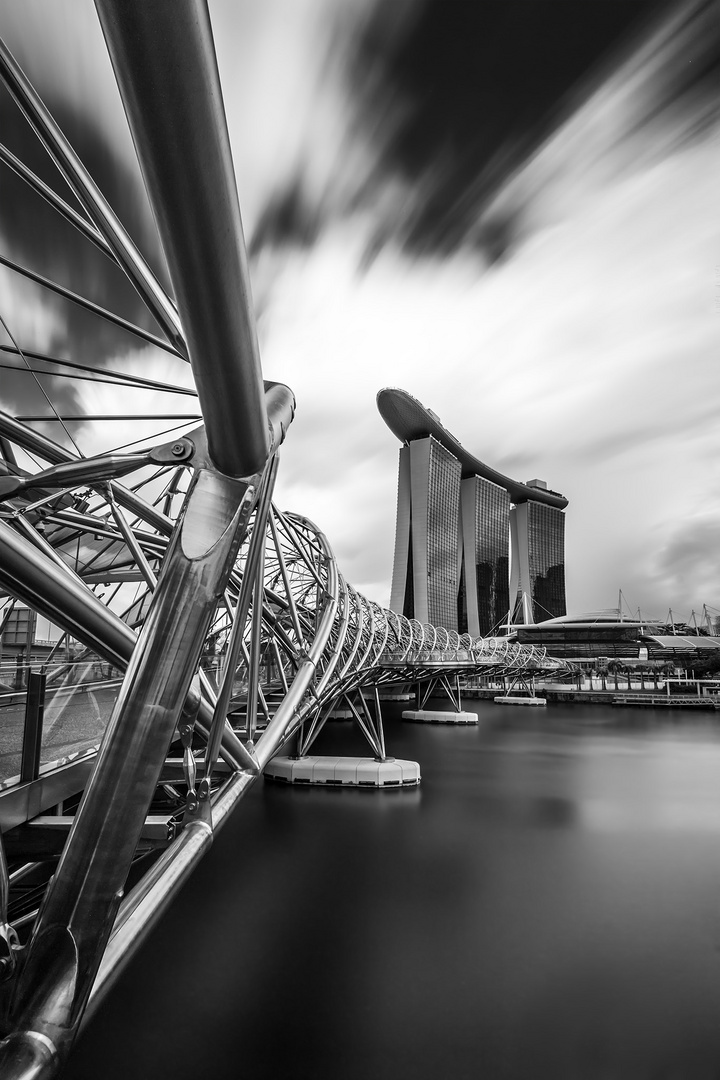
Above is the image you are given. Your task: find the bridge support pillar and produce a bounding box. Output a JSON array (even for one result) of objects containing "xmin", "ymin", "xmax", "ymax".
[
  {"xmin": 402, "ymin": 709, "xmax": 478, "ymax": 725},
  {"xmin": 264, "ymin": 756, "xmax": 420, "ymax": 787},
  {"xmin": 404, "ymin": 672, "xmax": 477, "ymax": 723}
]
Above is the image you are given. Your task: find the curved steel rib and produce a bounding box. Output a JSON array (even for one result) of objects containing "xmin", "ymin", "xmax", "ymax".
[{"xmin": 95, "ymin": 0, "xmax": 269, "ymax": 479}]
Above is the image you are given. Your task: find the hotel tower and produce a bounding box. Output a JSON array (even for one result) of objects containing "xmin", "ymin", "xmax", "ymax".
[{"xmin": 378, "ymin": 389, "xmax": 568, "ymax": 635}]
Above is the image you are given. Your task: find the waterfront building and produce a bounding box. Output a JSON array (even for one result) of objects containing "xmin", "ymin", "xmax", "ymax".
[
  {"xmin": 379, "ymin": 388, "xmax": 568, "ymax": 633},
  {"xmin": 513, "ymin": 611, "xmax": 720, "ymax": 669},
  {"xmin": 460, "ymin": 476, "xmax": 511, "ymax": 636},
  {"xmin": 514, "ymin": 611, "xmax": 652, "ymax": 662},
  {"xmin": 390, "ymin": 436, "xmax": 462, "ymax": 628},
  {"xmin": 509, "ymin": 487, "xmax": 567, "ymax": 624}
]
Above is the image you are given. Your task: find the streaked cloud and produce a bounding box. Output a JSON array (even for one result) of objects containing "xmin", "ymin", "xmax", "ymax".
[{"xmin": 0, "ymin": 0, "xmax": 717, "ymax": 620}]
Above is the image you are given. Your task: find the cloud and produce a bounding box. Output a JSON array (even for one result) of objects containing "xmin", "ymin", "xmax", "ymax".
[
  {"xmin": 0, "ymin": 0, "xmax": 171, "ymax": 375},
  {"xmin": 0, "ymin": 258, "xmax": 65, "ymax": 354},
  {"xmin": 0, "ymin": 253, "xmax": 77, "ymax": 428},
  {"xmin": 1, "ymin": 0, "xmax": 718, "ymax": 623},
  {"xmin": 0, "ymin": 0, "xmax": 140, "ymax": 179},
  {"xmin": 71, "ymin": 347, "xmax": 198, "ymax": 457},
  {"xmin": 254, "ymin": 92, "xmax": 719, "ymax": 613},
  {"xmin": 650, "ymin": 518, "xmax": 720, "ymax": 609},
  {"xmin": 210, "ymin": 0, "xmax": 401, "ymax": 242}
]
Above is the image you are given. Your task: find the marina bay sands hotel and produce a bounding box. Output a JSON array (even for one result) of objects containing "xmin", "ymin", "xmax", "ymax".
[{"xmin": 377, "ymin": 388, "xmax": 569, "ymax": 636}]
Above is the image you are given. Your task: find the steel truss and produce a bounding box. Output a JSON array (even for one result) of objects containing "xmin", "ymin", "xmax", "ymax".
[{"xmin": 0, "ymin": 5, "xmax": 567, "ymax": 1074}]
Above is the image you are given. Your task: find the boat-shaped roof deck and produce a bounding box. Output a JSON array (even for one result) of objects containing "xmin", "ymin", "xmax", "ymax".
[{"xmin": 377, "ymin": 388, "xmax": 568, "ymax": 510}]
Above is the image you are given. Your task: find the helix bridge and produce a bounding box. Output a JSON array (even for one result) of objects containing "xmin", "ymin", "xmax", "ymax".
[{"xmin": 0, "ymin": 4, "xmax": 566, "ymax": 1074}]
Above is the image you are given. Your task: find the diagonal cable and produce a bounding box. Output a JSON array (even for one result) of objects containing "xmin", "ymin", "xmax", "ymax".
[{"xmin": 0, "ymin": 309, "xmax": 83, "ymax": 457}]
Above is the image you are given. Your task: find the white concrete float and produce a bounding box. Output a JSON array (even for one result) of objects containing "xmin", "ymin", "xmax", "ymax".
[
  {"xmin": 264, "ymin": 755, "xmax": 421, "ymax": 787},
  {"xmin": 328, "ymin": 691, "xmax": 413, "ymax": 719},
  {"xmin": 402, "ymin": 709, "xmax": 478, "ymax": 724},
  {"xmin": 493, "ymin": 696, "xmax": 547, "ymax": 707}
]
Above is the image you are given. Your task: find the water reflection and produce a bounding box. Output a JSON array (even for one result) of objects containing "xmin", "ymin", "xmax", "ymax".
[{"xmin": 69, "ymin": 701, "xmax": 720, "ymax": 1080}]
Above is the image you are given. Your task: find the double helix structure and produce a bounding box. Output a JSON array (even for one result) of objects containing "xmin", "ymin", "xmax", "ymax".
[{"xmin": 0, "ymin": 5, "xmax": 565, "ymax": 1074}]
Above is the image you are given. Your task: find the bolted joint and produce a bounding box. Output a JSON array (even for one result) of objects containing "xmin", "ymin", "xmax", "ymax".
[
  {"xmin": 182, "ymin": 781, "xmax": 212, "ymax": 829},
  {"xmin": 149, "ymin": 437, "xmax": 194, "ymax": 465}
]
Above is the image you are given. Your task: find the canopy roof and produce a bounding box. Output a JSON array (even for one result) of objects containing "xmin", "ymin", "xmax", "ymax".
[{"xmin": 643, "ymin": 635, "xmax": 720, "ymax": 652}]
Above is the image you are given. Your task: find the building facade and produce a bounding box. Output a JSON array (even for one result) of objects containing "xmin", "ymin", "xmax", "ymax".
[
  {"xmin": 509, "ymin": 489, "xmax": 567, "ymax": 624},
  {"xmin": 460, "ymin": 476, "xmax": 511, "ymax": 636},
  {"xmin": 380, "ymin": 389, "xmax": 568, "ymax": 635},
  {"xmin": 390, "ymin": 437, "xmax": 462, "ymax": 629}
]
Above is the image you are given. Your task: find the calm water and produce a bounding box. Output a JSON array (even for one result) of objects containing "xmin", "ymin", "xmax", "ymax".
[{"xmin": 66, "ymin": 701, "xmax": 720, "ymax": 1079}]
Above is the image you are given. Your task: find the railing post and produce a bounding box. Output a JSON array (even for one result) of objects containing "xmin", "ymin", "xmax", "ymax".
[
  {"xmin": 20, "ymin": 669, "xmax": 46, "ymax": 784},
  {"xmin": 13, "ymin": 654, "xmax": 23, "ymax": 690}
]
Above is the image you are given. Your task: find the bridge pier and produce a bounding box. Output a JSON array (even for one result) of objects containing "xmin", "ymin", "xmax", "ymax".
[
  {"xmin": 402, "ymin": 671, "xmax": 478, "ymax": 725},
  {"xmin": 263, "ymin": 756, "xmax": 420, "ymax": 787},
  {"xmin": 265, "ymin": 685, "xmax": 421, "ymax": 786},
  {"xmin": 493, "ymin": 670, "xmax": 546, "ymax": 707}
]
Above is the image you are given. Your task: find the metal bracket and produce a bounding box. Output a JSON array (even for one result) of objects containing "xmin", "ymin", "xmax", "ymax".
[
  {"xmin": 178, "ymin": 697, "xmax": 211, "ymax": 829},
  {"xmin": 0, "ymin": 434, "xmax": 196, "ymax": 504}
]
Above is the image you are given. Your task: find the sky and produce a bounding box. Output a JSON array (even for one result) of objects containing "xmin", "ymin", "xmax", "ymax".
[{"xmin": 0, "ymin": 0, "xmax": 718, "ymax": 622}]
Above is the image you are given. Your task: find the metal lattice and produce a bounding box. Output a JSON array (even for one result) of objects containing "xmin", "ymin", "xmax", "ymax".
[{"xmin": 0, "ymin": 7, "xmax": 566, "ymax": 1076}]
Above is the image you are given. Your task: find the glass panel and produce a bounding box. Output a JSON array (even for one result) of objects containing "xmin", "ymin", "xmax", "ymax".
[
  {"xmin": 40, "ymin": 655, "xmax": 122, "ymax": 770},
  {"xmin": 0, "ymin": 602, "xmax": 123, "ymax": 784},
  {"xmin": 0, "ymin": 679, "xmax": 26, "ymax": 787},
  {"xmin": 426, "ymin": 438, "xmax": 461, "ymax": 630}
]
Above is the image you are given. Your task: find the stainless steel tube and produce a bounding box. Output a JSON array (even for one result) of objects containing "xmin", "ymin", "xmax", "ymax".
[{"xmin": 95, "ymin": 0, "xmax": 269, "ymax": 477}]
